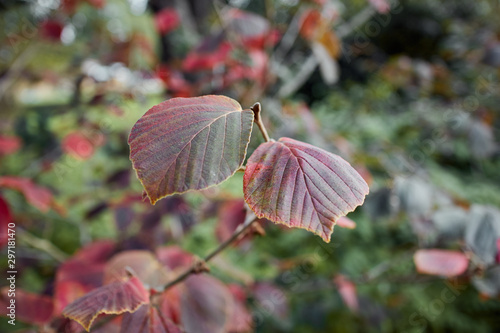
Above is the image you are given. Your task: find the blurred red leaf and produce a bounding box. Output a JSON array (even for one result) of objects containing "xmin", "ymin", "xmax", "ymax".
[
  {"xmin": 155, "ymin": 8, "xmax": 180, "ymax": 35},
  {"xmin": 497, "ymin": 239, "xmax": 500, "ymax": 263},
  {"xmin": 120, "ymin": 304, "xmax": 181, "ymax": 333},
  {"xmin": 0, "ymin": 135, "xmax": 21, "ymax": 155},
  {"xmin": 227, "ymin": 284, "xmax": 253, "ymax": 333},
  {"xmin": 0, "ymin": 176, "xmax": 53, "ymax": 212},
  {"xmin": 63, "ymin": 276, "xmax": 149, "ymax": 331},
  {"xmin": 334, "ymin": 275, "xmax": 359, "ymax": 313},
  {"xmin": 215, "ymin": 199, "xmax": 247, "ymax": 243},
  {"xmin": 40, "ymin": 20, "xmax": 64, "ymax": 41},
  {"xmin": 104, "ymin": 250, "xmax": 170, "ymax": 290},
  {"xmin": 300, "ymin": 10, "xmax": 322, "ymax": 41},
  {"xmin": 0, "ymin": 195, "xmax": 12, "ymax": 248},
  {"xmin": 243, "ymin": 138, "xmax": 369, "ymax": 242},
  {"xmin": 0, "ymin": 288, "xmax": 54, "ymax": 325},
  {"xmin": 368, "ymin": 0, "xmax": 390, "ymax": 14},
  {"xmin": 224, "ymin": 50, "xmax": 269, "ymax": 87},
  {"xmin": 55, "ymin": 240, "xmax": 115, "ymax": 314},
  {"xmin": 300, "ymin": 9, "xmax": 340, "ymax": 59},
  {"xmin": 181, "ymin": 275, "xmax": 233, "ymax": 333},
  {"xmin": 354, "ymin": 165, "xmax": 373, "ymax": 186},
  {"xmin": 157, "ymin": 66, "xmax": 193, "ymax": 97},
  {"xmin": 182, "ymin": 41, "xmax": 232, "ymax": 72},
  {"xmin": 74, "ymin": 240, "xmax": 116, "ymax": 263},
  {"xmin": 414, "ymin": 249, "xmax": 469, "ymax": 277},
  {"xmin": 56, "ymin": 281, "xmax": 91, "ymax": 318},
  {"xmin": 62, "ymin": 132, "xmax": 95, "ymax": 160},
  {"xmin": 158, "ymin": 286, "xmax": 182, "ymax": 325},
  {"xmin": 156, "ymin": 246, "xmax": 194, "ymax": 271},
  {"xmin": 336, "ymin": 216, "xmax": 356, "ymax": 229},
  {"xmin": 128, "ymin": 96, "xmax": 254, "ymax": 204}
]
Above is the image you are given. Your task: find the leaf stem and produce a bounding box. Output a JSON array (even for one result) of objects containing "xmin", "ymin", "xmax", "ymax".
[
  {"xmin": 251, "ymin": 102, "xmax": 271, "ymax": 142},
  {"xmin": 18, "ymin": 228, "xmax": 68, "ymax": 263},
  {"xmin": 161, "ymin": 211, "xmax": 258, "ymax": 291}
]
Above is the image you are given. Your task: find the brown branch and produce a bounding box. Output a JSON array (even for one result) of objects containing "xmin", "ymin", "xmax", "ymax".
[
  {"xmin": 250, "ymin": 102, "xmax": 271, "ymax": 142},
  {"xmin": 160, "ymin": 211, "xmax": 258, "ymax": 291}
]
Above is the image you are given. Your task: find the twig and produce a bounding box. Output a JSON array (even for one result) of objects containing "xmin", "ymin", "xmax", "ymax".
[
  {"xmin": 336, "ymin": 6, "xmax": 376, "ymax": 39},
  {"xmin": 18, "ymin": 229, "xmax": 68, "ymax": 263},
  {"xmin": 276, "ymin": 6, "xmax": 377, "ymax": 98},
  {"xmin": 173, "ymin": 0, "xmax": 200, "ymax": 43},
  {"xmin": 277, "ymin": 55, "xmax": 318, "ymax": 98},
  {"xmin": 160, "ymin": 211, "xmax": 258, "ymax": 291},
  {"xmin": 250, "ymin": 102, "xmax": 271, "ymax": 142},
  {"xmin": 271, "ymin": 5, "xmax": 306, "ymax": 67}
]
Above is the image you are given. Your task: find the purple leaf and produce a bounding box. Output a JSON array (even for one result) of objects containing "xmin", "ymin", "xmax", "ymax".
[
  {"xmin": 62, "ymin": 276, "xmax": 149, "ymax": 331},
  {"xmin": 243, "ymin": 138, "xmax": 369, "ymax": 242},
  {"xmin": 129, "ymin": 95, "xmax": 254, "ymax": 204}
]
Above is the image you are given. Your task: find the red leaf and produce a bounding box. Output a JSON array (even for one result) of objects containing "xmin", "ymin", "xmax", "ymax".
[
  {"xmin": 0, "ymin": 176, "xmax": 53, "ymax": 212},
  {"xmin": 62, "ymin": 132, "xmax": 95, "ymax": 160},
  {"xmin": 300, "ymin": 9, "xmax": 322, "ymax": 40},
  {"xmin": 104, "ymin": 250, "xmax": 170, "ymax": 290},
  {"xmin": 0, "ymin": 135, "xmax": 21, "ymax": 155},
  {"xmin": 414, "ymin": 249, "xmax": 469, "ymax": 277},
  {"xmin": 55, "ymin": 241, "xmax": 115, "ymax": 314},
  {"xmin": 40, "ymin": 20, "xmax": 64, "ymax": 41},
  {"xmin": 354, "ymin": 165, "xmax": 373, "ymax": 186},
  {"xmin": 336, "ymin": 216, "xmax": 356, "ymax": 229},
  {"xmin": 181, "ymin": 275, "xmax": 233, "ymax": 333},
  {"xmin": 155, "ymin": 8, "xmax": 180, "ymax": 35},
  {"xmin": 182, "ymin": 41, "xmax": 232, "ymax": 72},
  {"xmin": 156, "ymin": 66, "xmax": 193, "ymax": 97},
  {"xmin": 156, "ymin": 246, "xmax": 194, "ymax": 271},
  {"xmin": 73, "ymin": 239, "xmax": 116, "ymax": 263},
  {"xmin": 368, "ymin": 0, "xmax": 390, "ymax": 14},
  {"xmin": 63, "ymin": 276, "xmax": 149, "ymax": 331},
  {"xmin": 243, "ymin": 138, "xmax": 369, "ymax": 242},
  {"xmin": 128, "ymin": 96, "xmax": 254, "ymax": 204},
  {"xmin": 158, "ymin": 286, "xmax": 182, "ymax": 325},
  {"xmin": 227, "ymin": 284, "xmax": 253, "ymax": 333},
  {"xmin": 120, "ymin": 304, "xmax": 181, "ymax": 333},
  {"xmin": 0, "ymin": 288, "xmax": 54, "ymax": 325},
  {"xmin": 215, "ymin": 199, "xmax": 247, "ymax": 243},
  {"xmin": 0, "ymin": 196, "xmax": 12, "ymax": 248},
  {"xmin": 333, "ymin": 275, "xmax": 359, "ymax": 313},
  {"xmin": 224, "ymin": 50, "xmax": 269, "ymax": 87}
]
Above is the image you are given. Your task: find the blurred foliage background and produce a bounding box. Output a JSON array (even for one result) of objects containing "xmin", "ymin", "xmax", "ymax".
[{"xmin": 0, "ymin": 0, "xmax": 500, "ymax": 332}]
